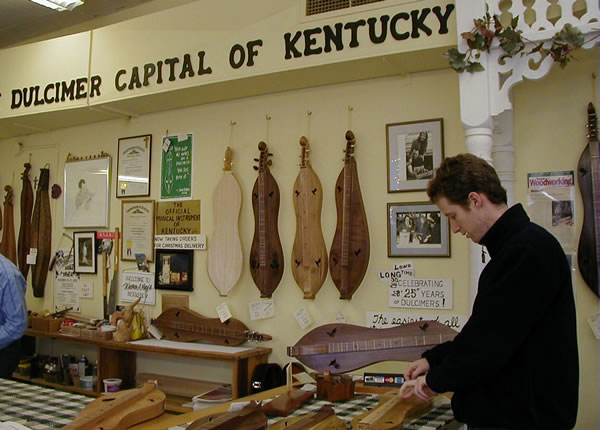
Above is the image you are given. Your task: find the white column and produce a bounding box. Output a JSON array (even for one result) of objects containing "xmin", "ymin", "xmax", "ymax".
[{"xmin": 492, "ymin": 111, "xmax": 516, "ymax": 207}]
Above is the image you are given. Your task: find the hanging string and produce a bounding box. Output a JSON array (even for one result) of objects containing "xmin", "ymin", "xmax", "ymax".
[
  {"xmin": 265, "ymin": 114, "xmax": 271, "ymax": 143},
  {"xmin": 229, "ymin": 120, "xmax": 237, "ymax": 147},
  {"xmin": 481, "ymin": 246, "xmax": 487, "ymax": 263},
  {"xmin": 306, "ymin": 110, "xmax": 312, "ymax": 141},
  {"xmin": 347, "ymin": 105, "xmax": 353, "ymax": 131}
]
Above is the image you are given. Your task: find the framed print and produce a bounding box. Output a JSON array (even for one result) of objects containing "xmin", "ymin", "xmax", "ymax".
[
  {"xmin": 386, "ymin": 118, "xmax": 444, "ymax": 192},
  {"xmin": 117, "ymin": 134, "xmax": 152, "ymax": 198},
  {"xmin": 74, "ymin": 231, "xmax": 97, "ymax": 273},
  {"xmin": 387, "ymin": 202, "xmax": 450, "ymax": 257},
  {"xmin": 155, "ymin": 249, "xmax": 194, "ymax": 291},
  {"xmin": 64, "ymin": 156, "xmax": 111, "ymax": 228},
  {"xmin": 121, "ymin": 200, "xmax": 155, "ymax": 262}
]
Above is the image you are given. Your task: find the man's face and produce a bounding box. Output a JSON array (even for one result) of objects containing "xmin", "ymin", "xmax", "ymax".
[{"xmin": 435, "ymin": 195, "xmax": 486, "ymax": 243}]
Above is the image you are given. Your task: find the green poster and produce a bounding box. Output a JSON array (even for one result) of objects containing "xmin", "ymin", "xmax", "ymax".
[{"xmin": 161, "ymin": 133, "xmax": 193, "ymax": 200}]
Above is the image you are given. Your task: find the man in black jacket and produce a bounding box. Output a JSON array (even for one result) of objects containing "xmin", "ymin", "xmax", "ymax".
[{"xmin": 398, "ymin": 154, "xmax": 579, "ymax": 430}]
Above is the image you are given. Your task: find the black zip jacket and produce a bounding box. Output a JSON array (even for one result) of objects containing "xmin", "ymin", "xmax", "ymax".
[{"xmin": 423, "ymin": 204, "xmax": 579, "ymax": 429}]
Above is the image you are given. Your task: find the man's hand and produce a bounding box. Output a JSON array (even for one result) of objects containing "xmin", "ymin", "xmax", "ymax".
[
  {"xmin": 404, "ymin": 358, "xmax": 430, "ymax": 380},
  {"xmin": 397, "ymin": 375, "xmax": 437, "ymax": 402}
]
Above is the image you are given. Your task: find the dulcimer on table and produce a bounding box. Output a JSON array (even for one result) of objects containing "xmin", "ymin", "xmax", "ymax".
[
  {"xmin": 351, "ymin": 391, "xmax": 431, "ymax": 430},
  {"xmin": 292, "ymin": 136, "xmax": 328, "ymax": 299},
  {"xmin": 0, "ymin": 185, "xmax": 17, "ymax": 264},
  {"xmin": 329, "ymin": 130, "xmax": 369, "ymax": 300},
  {"xmin": 577, "ymin": 102, "xmax": 599, "ymax": 296},
  {"xmin": 208, "ymin": 147, "xmax": 243, "ymax": 296},
  {"xmin": 61, "ymin": 381, "xmax": 165, "ymax": 430},
  {"xmin": 187, "ymin": 401, "xmax": 267, "ymax": 430},
  {"xmin": 250, "ymin": 141, "xmax": 284, "ymax": 298},
  {"xmin": 31, "ymin": 166, "xmax": 51, "ymax": 297},
  {"xmin": 151, "ymin": 306, "xmax": 272, "ymax": 346},
  {"xmin": 268, "ymin": 405, "xmax": 346, "ymax": 430},
  {"xmin": 287, "ymin": 321, "xmax": 457, "ymax": 374},
  {"xmin": 17, "ymin": 162, "xmax": 33, "ymax": 278}
]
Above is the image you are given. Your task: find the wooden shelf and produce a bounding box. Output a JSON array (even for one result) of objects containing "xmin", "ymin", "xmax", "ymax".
[
  {"xmin": 12, "ymin": 373, "xmax": 99, "ymax": 397},
  {"xmin": 23, "ymin": 328, "xmax": 272, "ymax": 409}
]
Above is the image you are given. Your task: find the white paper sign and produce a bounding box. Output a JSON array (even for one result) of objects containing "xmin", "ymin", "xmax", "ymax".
[
  {"xmin": 248, "ymin": 299, "xmax": 275, "ymax": 321},
  {"xmin": 154, "ymin": 234, "xmax": 206, "ymax": 250},
  {"xmin": 120, "ymin": 271, "xmax": 156, "ymax": 305},
  {"xmin": 366, "ymin": 311, "xmax": 467, "ymax": 331},
  {"xmin": 54, "ymin": 250, "xmax": 82, "ymax": 312},
  {"xmin": 294, "ymin": 306, "xmax": 313, "ymax": 329},
  {"xmin": 378, "ymin": 262, "xmax": 415, "ymax": 281},
  {"xmin": 389, "ymin": 278, "xmax": 453, "ymax": 309},
  {"xmin": 216, "ymin": 302, "xmax": 233, "ymax": 322}
]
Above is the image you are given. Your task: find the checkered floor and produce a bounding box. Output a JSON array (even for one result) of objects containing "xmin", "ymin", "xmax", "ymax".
[{"xmin": 0, "ymin": 378, "xmax": 93, "ymax": 429}]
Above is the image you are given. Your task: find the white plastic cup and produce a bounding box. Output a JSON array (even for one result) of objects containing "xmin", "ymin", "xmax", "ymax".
[{"xmin": 103, "ymin": 378, "xmax": 122, "ymax": 392}]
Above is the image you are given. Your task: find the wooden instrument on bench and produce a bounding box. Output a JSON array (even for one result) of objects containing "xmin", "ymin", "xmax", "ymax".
[
  {"xmin": 351, "ymin": 391, "xmax": 431, "ymax": 430},
  {"xmin": 151, "ymin": 306, "xmax": 272, "ymax": 345},
  {"xmin": 0, "ymin": 185, "xmax": 17, "ymax": 264},
  {"xmin": 288, "ymin": 320, "xmax": 457, "ymax": 374},
  {"xmin": 208, "ymin": 147, "xmax": 243, "ymax": 296},
  {"xmin": 17, "ymin": 162, "xmax": 33, "ymax": 278},
  {"xmin": 187, "ymin": 401, "xmax": 267, "ymax": 430},
  {"xmin": 577, "ymin": 102, "xmax": 599, "ymax": 296},
  {"xmin": 268, "ymin": 405, "xmax": 346, "ymax": 430},
  {"xmin": 61, "ymin": 381, "xmax": 165, "ymax": 430},
  {"xmin": 291, "ymin": 136, "xmax": 328, "ymax": 299},
  {"xmin": 250, "ymin": 141, "xmax": 284, "ymax": 298},
  {"xmin": 329, "ymin": 131, "xmax": 369, "ymax": 300}
]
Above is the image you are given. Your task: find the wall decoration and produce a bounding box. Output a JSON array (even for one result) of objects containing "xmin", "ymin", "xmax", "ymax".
[
  {"xmin": 386, "ymin": 119, "xmax": 444, "ymax": 192},
  {"xmin": 73, "ymin": 231, "xmax": 97, "ymax": 273},
  {"xmin": 160, "ymin": 134, "xmax": 193, "ymax": 200},
  {"xmin": 121, "ymin": 200, "xmax": 155, "ymax": 262},
  {"xmin": 387, "ymin": 202, "xmax": 449, "ymax": 257},
  {"xmin": 154, "ymin": 249, "xmax": 193, "ymax": 291},
  {"xmin": 155, "ymin": 200, "xmax": 201, "ymax": 235},
  {"xmin": 117, "ymin": 134, "xmax": 152, "ymax": 198},
  {"xmin": 63, "ymin": 154, "xmax": 111, "ymax": 227}
]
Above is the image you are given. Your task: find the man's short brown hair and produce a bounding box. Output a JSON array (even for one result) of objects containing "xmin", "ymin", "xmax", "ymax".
[{"xmin": 427, "ymin": 153, "xmax": 507, "ymax": 207}]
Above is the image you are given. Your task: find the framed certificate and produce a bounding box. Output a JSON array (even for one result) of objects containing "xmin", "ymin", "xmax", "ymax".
[
  {"xmin": 117, "ymin": 134, "xmax": 152, "ymax": 198},
  {"xmin": 121, "ymin": 200, "xmax": 155, "ymax": 262}
]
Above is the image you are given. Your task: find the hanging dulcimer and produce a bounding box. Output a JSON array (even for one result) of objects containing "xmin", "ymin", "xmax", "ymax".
[
  {"xmin": 288, "ymin": 321, "xmax": 457, "ymax": 374},
  {"xmin": 0, "ymin": 186, "xmax": 17, "ymax": 265},
  {"xmin": 292, "ymin": 137, "xmax": 328, "ymax": 299},
  {"xmin": 351, "ymin": 391, "xmax": 431, "ymax": 430},
  {"xmin": 329, "ymin": 131, "xmax": 369, "ymax": 300},
  {"xmin": 61, "ymin": 381, "xmax": 165, "ymax": 430},
  {"xmin": 17, "ymin": 162, "xmax": 33, "ymax": 278},
  {"xmin": 250, "ymin": 141, "xmax": 284, "ymax": 298},
  {"xmin": 577, "ymin": 102, "xmax": 599, "ymax": 296},
  {"xmin": 31, "ymin": 166, "xmax": 52, "ymax": 298},
  {"xmin": 208, "ymin": 147, "xmax": 243, "ymax": 296},
  {"xmin": 151, "ymin": 306, "xmax": 272, "ymax": 345}
]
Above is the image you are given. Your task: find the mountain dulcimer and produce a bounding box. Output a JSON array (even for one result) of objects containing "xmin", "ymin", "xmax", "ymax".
[
  {"xmin": 151, "ymin": 306, "xmax": 272, "ymax": 345},
  {"xmin": 292, "ymin": 136, "xmax": 328, "ymax": 299},
  {"xmin": 31, "ymin": 166, "xmax": 52, "ymax": 298},
  {"xmin": 268, "ymin": 405, "xmax": 346, "ymax": 430},
  {"xmin": 577, "ymin": 102, "xmax": 599, "ymax": 296},
  {"xmin": 187, "ymin": 401, "xmax": 267, "ymax": 430},
  {"xmin": 0, "ymin": 186, "xmax": 17, "ymax": 264},
  {"xmin": 61, "ymin": 381, "xmax": 165, "ymax": 430},
  {"xmin": 250, "ymin": 141, "xmax": 284, "ymax": 298},
  {"xmin": 329, "ymin": 130, "xmax": 369, "ymax": 300},
  {"xmin": 288, "ymin": 321, "xmax": 457, "ymax": 374},
  {"xmin": 17, "ymin": 162, "xmax": 33, "ymax": 278},
  {"xmin": 208, "ymin": 147, "xmax": 243, "ymax": 296},
  {"xmin": 351, "ymin": 391, "xmax": 431, "ymax": 430}
]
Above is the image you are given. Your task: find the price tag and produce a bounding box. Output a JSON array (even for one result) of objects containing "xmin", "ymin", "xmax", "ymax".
[
  {"xmin": 26, "ymin": 248, "xmax": 38, "ymax": 265},
  {"xmin": 216, "ymin": 302, "xmax": 232, "ymax": 323},
  {"xmin": 294, "ymin": 306, "xmax": 313, "ymax": 329}
]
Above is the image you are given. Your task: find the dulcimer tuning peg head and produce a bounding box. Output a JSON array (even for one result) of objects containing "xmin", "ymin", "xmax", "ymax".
[
  {"xmin": 253, "ymin": 158, "xmax": 259, "ymax": 162},
  {"xmin": 253, "ymin": 166, "xmax": 258, "ymax": 171},
  {"xmin": 267, "ymin": 160, "xmax": 272, "ymax": 166},
  {"xmin": 268, "ymin": 152, "xmax": 273, "ymax": 157}
]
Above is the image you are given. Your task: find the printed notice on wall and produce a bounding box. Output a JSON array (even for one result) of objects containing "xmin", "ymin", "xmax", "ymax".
[
  {"xmin": 120, "ymin": 270, "xmax": 156, "ymax": 305},
  {"xmin": 54, "ymin": 249, "xmax": 83, "ymax": 312},
  {"xmin": 160, "ymin": 133, "xmax": 193, "ymax": 200},
  {"xmin": 527, "ymin": 171, "xmax": 576, "ymax": 251},
  {"xmin": 366, "ymin": 311, "xmax": 468, "ymax": 331},
  {"xmin": 155, "ymin": 200, "xmax": 201, "ymax": 235}
]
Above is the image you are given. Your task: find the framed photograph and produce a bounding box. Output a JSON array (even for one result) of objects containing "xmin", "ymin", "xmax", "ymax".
[
  {"xmin": 387, "ymin": 202, "xmax": 450, "ymax": 257},
  {"xmin": 117, "ymin": 134, "xmax": 152, "ymax": 198},
  {"xmin": 386, "ymin": 118, "xmax": 444, "ymax": 192},
  {"xmin": 73, "ymin": 231, "xmax": 97, "ymax": 273},
  {"xmin": 121, "ymin": 200, "xmax": 155, "ymax": 262},
  {"xmin": 64, "ymin": 157, "xmax": 111, "ymax": 228},
  {"xmin": 155, "ymin": 249, "xmax": 194, "ymax": 291}
]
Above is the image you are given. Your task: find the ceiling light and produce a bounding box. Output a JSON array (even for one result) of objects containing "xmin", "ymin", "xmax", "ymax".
[{"xmin": 29, "ymin": 0, "xmax": 84, "ymax": 11}]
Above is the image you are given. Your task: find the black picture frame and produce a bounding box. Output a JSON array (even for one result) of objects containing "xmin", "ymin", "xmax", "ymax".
[
  {"xmin": 154, "ymin": 249, "xmax": 194, "ymax": 291},
  {"xmin": 73, "ymin": 231, "xmax": 97, "ymax": 273}
]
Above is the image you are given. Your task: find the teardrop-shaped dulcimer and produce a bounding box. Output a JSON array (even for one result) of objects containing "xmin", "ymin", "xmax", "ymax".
[
  {"xmin": 31, "ymin": 167, "xmax": 52, "ymax": 298},
  {"xmin": 329, "ymin": 131, "xmax": 370, "ymax": 300},
  {"xmin": 18, "ymin": 163, "xmax": 34, "ymax": 278},
  {"xmin": 208, "ymin": 147, "xmax": 243, "ymax": 296},
  {"xmin": 292, "ymin": 137, "xmax": 328, "ymax": 299},
  {"xmin": 250, "ymin": 141, "xmax": 284, "ymax": 298},
  {"xmin": 0, "ymin": 185, "xmax": 17, "ymax": 265}
]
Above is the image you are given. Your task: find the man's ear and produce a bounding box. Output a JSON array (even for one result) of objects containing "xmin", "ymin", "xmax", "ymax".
[{"xmin": 467, "ymin": 192, "xmax": 483, "ymax": 209}]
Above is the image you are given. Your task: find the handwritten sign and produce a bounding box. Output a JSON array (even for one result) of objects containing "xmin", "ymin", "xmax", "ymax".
[
  {"xmin": 155, "ymin": 200, "xmax": 201, "ymax": 235},
  {"xmin": 160, "ymin": 134, "xmax": 193, "ymax": 200},
  {"xmin": 154, "ymin": 234, "xmax": 206, "ymax": 250},
  {"xmin": 120, "ymin": 270, "xmax": 155, "ymax": 305},
  {"xmin": 366, "ymin": 312, "xmax": 467, "ymax": 331}
]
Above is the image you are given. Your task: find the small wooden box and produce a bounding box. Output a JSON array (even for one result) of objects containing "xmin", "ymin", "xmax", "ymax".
[
  {"xmin": 315, "ymin": 372, "xmax": 355, "ymax": 402},
  {"xmin": 31, "ymin": 317, "xmax": 64, "ymax": 332},
  {"xmin": 60, "ymin": 325, "xmax": 82, "ymax": 336}
]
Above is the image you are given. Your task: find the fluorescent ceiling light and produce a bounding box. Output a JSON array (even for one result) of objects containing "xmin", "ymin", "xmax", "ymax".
[{"xmin": 29, "ymin": 0, "xmax": 84, "ymax": 11}]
